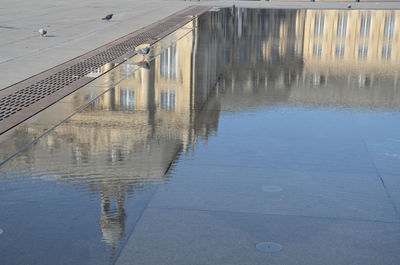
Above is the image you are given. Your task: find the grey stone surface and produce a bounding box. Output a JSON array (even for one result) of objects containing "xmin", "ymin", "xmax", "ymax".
[
  {"xmin": 116, "ymin": 106, "xmax": 400, "ymax": 263},
  {"xmin": 0, "ymin": 0, "xmax": 191, "ymax": 89},
  {"xmin": 144, "ymin": 107, "xmax": 399, "ymax": 226},
  {"xmin": 149, "ymin": 163, "xmax": 398, "ymax": 222},
  {"xmin": 115, "ymin": 207, "xmax": 400, "ymax": 265},
  {"xmin": 352, "ymin": 112, "xmax": 400, "ymax": 211},
  {"xmin": 175, "ymin": 110, "xmax": 376, "ymax": 174}
]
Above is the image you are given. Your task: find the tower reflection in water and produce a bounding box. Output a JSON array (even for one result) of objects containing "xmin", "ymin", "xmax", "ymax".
[{"xmin": 0, "ymin": 8, "xmax": 399, "ymax": 265}]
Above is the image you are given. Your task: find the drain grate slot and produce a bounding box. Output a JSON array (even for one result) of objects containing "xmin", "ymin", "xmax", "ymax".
[{"xmin": 0, "ymin": 6, "xmax": 210, "ymax": 134}]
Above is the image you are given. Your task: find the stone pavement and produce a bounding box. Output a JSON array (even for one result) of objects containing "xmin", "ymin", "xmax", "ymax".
[{"xmin": 0, "ymin": 0, "xmax": 190, "ymax": 89}]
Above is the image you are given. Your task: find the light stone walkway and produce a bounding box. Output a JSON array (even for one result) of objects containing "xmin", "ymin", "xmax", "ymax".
[{"xmin": 0, "ymin": 0, "xmax": 191, "ymax": 89}]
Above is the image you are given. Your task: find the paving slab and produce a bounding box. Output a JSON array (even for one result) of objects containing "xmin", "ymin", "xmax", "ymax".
[
  {"xmin": 115, "ymin": 207, "xmax": 400, "ymax": 265},
  {"xmin": 150, "ymin": 162, "xmax": 398, "ymax": 222}
]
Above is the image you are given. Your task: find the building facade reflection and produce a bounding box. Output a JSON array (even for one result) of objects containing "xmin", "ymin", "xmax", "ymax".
[
  {"xmin": 2, "ymin": 18, "xmax": 220, "ymax": 260},
  {"xmin": 303, "ymin": 10, "xmax": 399, "ymax": 70},
  {"xmin": 1, "ymin": 8, "xmax": 400, "ymax": 264},
  {"xmin": 298, "ymin": 9, "xmax": 400, "ymax": 107},
  {"xmin": 212, "ymin": 8, "xmax": 400, "ymax": 109},
  {"xmin": 50, "ymin": 21, "xmax": 220, "ymax": 255}
]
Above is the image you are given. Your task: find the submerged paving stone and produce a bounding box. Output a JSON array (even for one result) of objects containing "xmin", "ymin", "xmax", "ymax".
[
  {"xmin": 115, "ymin": 208, "xmax": 400, "ymax": 265},
  {"xmin": 149, "ymin": 145, "xmax": 398, "ymax": 222}
]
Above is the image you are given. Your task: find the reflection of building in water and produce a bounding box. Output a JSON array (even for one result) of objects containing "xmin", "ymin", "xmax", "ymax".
[
  {"xmin": 209, "ymin": 8, "xmax": 304, "ymax": 109},
  {"xmin": 297, "ymin": 9, "xmax": 400, "ymax": 107},
  {"xmin": 98, "ymin": 187, "xmax": 126, "ymax": 260},
  {"xmin": 303, "ymin": 10, "xmax": 399, "ymax": 66},
  {"xmin": 216, "ymin": 8, "xmax": 303, "ymax": 68},
  {"xmin": 58, "ymin": 23, "xmax": 220, "ymax": 256},
  {"xmin": 3, "ymin": 18, "xmax": 220, "ymax": 260},
  {"xmin": 3, "ymin": 8, "xmax": 400, "ymax": 262},
  {"xmin": 212, "ymin": 8, "xmax": 400, "ymax": 109}
]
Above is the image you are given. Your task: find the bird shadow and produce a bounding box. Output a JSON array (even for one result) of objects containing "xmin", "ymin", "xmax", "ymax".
[
  {"xmin": 134, "ymin": 61, "xmax": 150, "ymax": 70},
  {"xmin": 44, "ymin": 35, "xmax": 56, "ymax": 37},
  {"xmin": 0, "ymin": 25, "xmax": 17, "ymax": 30}
]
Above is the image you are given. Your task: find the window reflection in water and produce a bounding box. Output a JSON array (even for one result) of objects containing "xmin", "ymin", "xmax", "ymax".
[
  {"xmin": 337, "ymin": 13, "xmax": 347, "ymax": 38},
  {"xmin": 160, "ymin": 89, "xmax": 176, "ymax": 111},
  {"xmin": 358, "ymin": 44, "xmax": 368, "ymax": 60},
  {"xmin": 335, "ymin": 44, "xmax": 345, "ymax": 58},
  {"xmin": 360, "ymin": 12, "xmax": 371, "ymax": 38},
  {"xmin": 384, "ymin": 12, "xmax": 395, "ymax": 40},
  {"xmin": 119, "ymin": 88, "xmax": 135, "ymax": 110},
  {"xmin": 314, "ymin": 13, "xmax": 324, "ymax": 37},
  {"xmin": 160, "ymin": 44, "xmax": 177, "ymax": 79},
  {"xmin": 313, "ymin": 43, "xmax": 322, "ymax": 58},
  {"xmin": 382, "ymin": 44, "xmax": 392, "ymax": 60}
]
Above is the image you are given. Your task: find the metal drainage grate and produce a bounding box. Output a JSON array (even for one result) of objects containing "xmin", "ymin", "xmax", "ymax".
[{"xmin": 0, "ymin": 5, "xmax": 211, "ymax": 134}]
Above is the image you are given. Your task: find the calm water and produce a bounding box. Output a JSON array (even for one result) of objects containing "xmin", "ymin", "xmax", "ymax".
[{"xmin": 1, "ymin": 8, "xmax": 400, "ymax": 265}]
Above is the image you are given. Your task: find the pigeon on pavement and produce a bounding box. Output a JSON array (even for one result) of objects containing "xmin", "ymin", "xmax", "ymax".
[
  {"xmin": 38, "ymin": 28, "xmax": 47, "ymax": 37},
  {"xmin": 135, "ymin": 46, "xmax": 151, "ymax": 59},
  {"xmin": 102, "ymin": 14, "xmax": 113, "ymax": 21}
]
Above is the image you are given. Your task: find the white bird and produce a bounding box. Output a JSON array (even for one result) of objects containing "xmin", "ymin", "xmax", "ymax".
[{"xmin": 38, "ymin": 28, "xmax": 47, "ymax": 37}]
